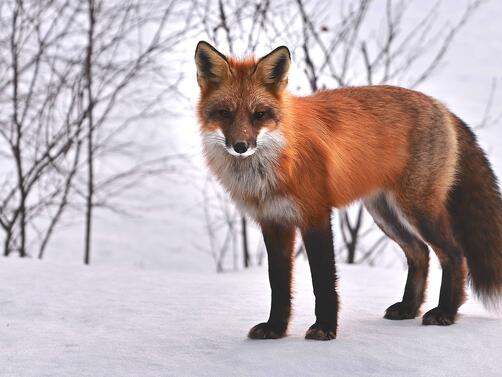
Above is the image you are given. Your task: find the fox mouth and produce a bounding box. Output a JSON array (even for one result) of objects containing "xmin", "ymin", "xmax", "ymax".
[
  {"xmin": 226, "ymin": 147, "xmax": 256, "ymax": 158},
  {"xmin": 202, "ymin": 128, "xmax": 285, "ymax": 161}
]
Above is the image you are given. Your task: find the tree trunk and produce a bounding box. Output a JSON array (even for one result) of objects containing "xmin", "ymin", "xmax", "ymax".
[
  {"xmin": 84, "ymin": 0, "xmax": 95, "ymax": 265},
  {"xmin": 241, "ymin": 215, "xmax": 250, "ymax": 268},
  {"xmin": 10, "ymin": 1, "xmax": 26, "ymax": 257}
]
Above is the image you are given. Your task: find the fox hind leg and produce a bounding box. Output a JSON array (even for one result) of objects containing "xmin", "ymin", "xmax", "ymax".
[
  {"xmin": 412, "ymin": 208, "xmax": 467, "ymax": 325},
  {"xmin": 385, "ymin": 240, "xmax": 429, "ymax": 319},
  {"xmin": 389, "ymin": 188, "xmax": 467, "ymax": 326},
  {"xmin": 365, "ymin": 193, "xmax": 430, "ymax": 320}
]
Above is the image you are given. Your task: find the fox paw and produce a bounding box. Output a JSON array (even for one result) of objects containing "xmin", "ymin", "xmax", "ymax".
[
  {"xmin": 384, "ymin": 302, "xmax": 418, "ymax": 320},
  {"xmin": 248, "ymin": 322, "xmax": 286, "ymax": 339},
  {"xmin": 305, "ymin": 323, "xmax": 337, "ymax": 341},
  {"xmin": 422, "ymin": 307, "xmax": 455, "ymax": 326}
]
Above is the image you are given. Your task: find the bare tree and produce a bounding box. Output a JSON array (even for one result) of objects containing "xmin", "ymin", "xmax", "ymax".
[
  {"xmin": 0, "ymin": 0, "xmax": 89, "ymax": 257},
  {"xmin": 0, "ymin": 0, "xmax": 194, "ymax": 261},
  {"xmin": 76, "ymin": 0, "xmax": 195, "ymax": 263},
  {"xmin": 84, "ymin": 0, "xmax": 96, "ymax": 265}
]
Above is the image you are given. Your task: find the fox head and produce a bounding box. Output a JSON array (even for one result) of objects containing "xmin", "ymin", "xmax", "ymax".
[{"xmin": 195, "ymin": 41, "xmax": 290, "ymax": 159}]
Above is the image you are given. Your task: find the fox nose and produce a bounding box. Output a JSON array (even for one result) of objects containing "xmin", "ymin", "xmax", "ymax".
[{"xmin": 233, "ymin": 141, "xmax": 248, "ymax": 154}]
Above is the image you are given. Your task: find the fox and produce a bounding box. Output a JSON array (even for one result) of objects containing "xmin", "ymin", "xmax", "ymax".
[{"xmin": 194, "ymin": 40, "xmax": 502, "ymax": 341}]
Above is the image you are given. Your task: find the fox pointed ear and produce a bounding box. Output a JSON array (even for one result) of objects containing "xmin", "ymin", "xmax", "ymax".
[
  {"xmin": 195, "ymin": 41, "xmax": 230, "ymax": 89},
  {"xmin": 255, "ymin": 46, "xmax": 291, "ymax": 91}
]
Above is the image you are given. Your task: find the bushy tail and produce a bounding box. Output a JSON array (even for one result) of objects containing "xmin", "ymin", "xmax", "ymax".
[{"xmin": 448, "ymin": 117, "xmax": 502, "ymax": 312}]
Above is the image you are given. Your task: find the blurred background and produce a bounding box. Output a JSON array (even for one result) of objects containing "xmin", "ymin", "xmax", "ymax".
[{"xmin": 0, "ymin": 0, "xmax": 501, "ymax": 274}]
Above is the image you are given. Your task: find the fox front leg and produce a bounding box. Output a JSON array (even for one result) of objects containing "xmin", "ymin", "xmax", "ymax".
[
  {"xmin": 248, "ymin": 223, "xmax": 295, "ymax": 339},
  {"xmin": 301, "ymin": 212, "xmax": 339, "ymax": 340}
]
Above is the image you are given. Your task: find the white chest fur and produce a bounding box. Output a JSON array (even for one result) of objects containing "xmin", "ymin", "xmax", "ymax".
[
  {"xmin": 233, "ymin": 195, "xmax": 300, "ymax": 224},
  {"xmin": 202, "ymin": 129, "xmax": 300, "ymax": 224}
]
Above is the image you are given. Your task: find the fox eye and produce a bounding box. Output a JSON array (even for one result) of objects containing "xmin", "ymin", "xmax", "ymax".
[
  {"xmin": 253, "ymin": 111, "xmax": 265, "ymax": 120},
  {"xmin": 218, "ymin": 109, "xmax": 232, "ymax": 119}
]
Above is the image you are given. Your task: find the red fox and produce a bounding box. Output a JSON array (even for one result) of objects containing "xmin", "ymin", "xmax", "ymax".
[{"xmin": 194, "ymin": 41, "xmax": 502, "ymax": 340}]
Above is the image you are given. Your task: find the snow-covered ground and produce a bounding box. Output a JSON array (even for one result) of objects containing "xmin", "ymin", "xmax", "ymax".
[{"xmin": 1, "ymin": 258, "xmax": 500, "ymax": 377}]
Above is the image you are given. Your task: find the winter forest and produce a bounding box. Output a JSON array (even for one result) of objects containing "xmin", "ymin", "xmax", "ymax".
[{"xmin": 1, "ymin": 0, "xmax": 502, "ymax": 376}]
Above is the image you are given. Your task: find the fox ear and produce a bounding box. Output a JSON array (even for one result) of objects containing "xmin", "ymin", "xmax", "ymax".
[
  {"xmin": 195, "ymin": 41, "xmax": 230, "ymax": 89},
  {"xmin": 255, "ymin": 46, "xmax": 291, "ymax": 91}
]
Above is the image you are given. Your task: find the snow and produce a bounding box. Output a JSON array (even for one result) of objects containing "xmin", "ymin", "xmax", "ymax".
[{"xmin": 1, "ymin": 258, "xmax": 500, "ymax": 377}]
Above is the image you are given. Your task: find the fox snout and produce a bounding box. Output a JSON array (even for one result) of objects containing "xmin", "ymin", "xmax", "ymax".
[
  {"xmin": 231, "ymin": 141, "xmax": 250, "ymax": 154},
  {"xmin": 227, "ymin": 141, "xmax": 256, "ymax": 157},
  {"xmin": 233, "ymin": 141, "xmax": 248, "ymax": 154},
  {"xmin": 225, "ymin": 127, "xmax": 257, "ymax": 157}
]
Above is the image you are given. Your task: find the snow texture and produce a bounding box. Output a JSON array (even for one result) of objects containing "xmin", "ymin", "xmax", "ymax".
[{"xmin": 1, "ymin": 258, "xmax": 500, "ymax": 377}]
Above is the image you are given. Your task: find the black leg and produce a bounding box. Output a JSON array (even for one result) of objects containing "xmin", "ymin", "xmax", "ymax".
[
  {"xmin": 364, "ymin": 193, "xmax": 430, "ymax": 320},
  {"xmin": 422, "ymin": 252, "xmax": 466, "ymax": 325},
  {"xmin": 248, "ymin": 222, "xmax": 295, "ymax": 339},
  {"xmin": 301, "ymin": 212, "xmax": 338, "ymax": 340},
  {"xmin": 384, "ymin": 240, "xmax": 429, "ymax": 320},
  {"xmin": 415, "ymin": 210, "xmax": 467, "ymax": 325}
]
